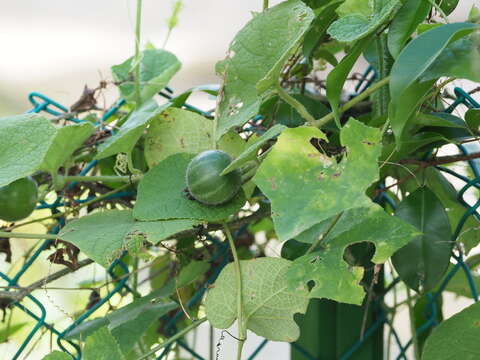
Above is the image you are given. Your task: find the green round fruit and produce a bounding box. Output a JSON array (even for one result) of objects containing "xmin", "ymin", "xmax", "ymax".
[
  {"xmin": 185, "ymin": 150, "xmax": 242, "ymax": 206},
  {"xmin": 0, "ymin": 177, "xmax": 38, "ymax": 222}
]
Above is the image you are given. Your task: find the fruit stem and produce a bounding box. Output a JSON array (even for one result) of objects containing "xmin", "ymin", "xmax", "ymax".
[
  {"xmin": 134, "ymin": 0, "xmax": 143, "ymax": 106},
  {"xmin": 223, "ymin": 222, "xmax": 246, "ymax": 360}
]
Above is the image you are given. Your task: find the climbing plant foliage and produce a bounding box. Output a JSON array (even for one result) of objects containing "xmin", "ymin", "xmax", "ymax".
[{"xmin": 1, "ymin": 1, "xmax": 480, "ymax": 359}]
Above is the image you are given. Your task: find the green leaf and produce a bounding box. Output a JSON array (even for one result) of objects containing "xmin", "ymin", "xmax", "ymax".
[
  {"xmin": 425, "ymin": 167, "xmax": 480, "ymax": 253},
  {"xmin": 253, "ymin": 119, "xmax": 381, "ymax": 241},
  {"xmin": 436, "ymin": 0, "xmax": 459, "ymax": 16},
  {"xmin": 83, "ymin": 327, "xmax": 125, "ymax": 360},
  {"xmin": 215, "ymin": 0, "xmax": 314, "ymax": 138},
  {"xmin": 466, "ymin": 108, "xmax": 480, "ymax": 134},
  {"xmin": 217, "ymin": 131, "xmax": 247, "ymax": 158},
  {"xmin": 144, "ymin": 107, "xmax": 214, "ymax": 168},
  {"xmin": 221, "ymin": 124, "xmax": 286, "ymax": 175},
  {"xmin": 40, "ymin": 122, "xmax": 95, "ymax": 175},
  {"xmin": 390, "ymin": 22, "xmax": 477, "ymax": 114},
  {"xmin": 336, "ymin": 0, "xmax": 371, "ymax": 17},
  {"xmin": 112, "ymin": 49, "xmax": 181, "ymax": 103},
  {"xmin": 0, "ymin": 114, "xmax": 57, "ymax": 187},
  {"xmin": 420, "ymin": 36, "xmax": 480, "ymax": 82},
  {"xmin": 133, "ymin": 153, "xmax": 245, "ymax": 222},
  {"xmin": 271, "ymin": 94, "xmax": 330, "ymax": 128},
  {"xmin": 177, "ymin": 260, "xmax": 210, "ymax": 288},
  {"xmin": 303, "ymin": 1, "xmax": 342, "ymax": 58},
  {"xmin": 413, "ymin": 293, "xmax": 443, "ymax": 353},
  {"xmin": 96, "ymin": 100, "xmax": 169, "ymax": 160},
  {"xmin": 42, "ymin": 351, "xmax": 71, "ymax": 360},
  {"xmin": 422, "ymin": 302, "xmax": 480, "ymax": 360},
  {"xmin": 387, "ymin": 0, "xmax": 432, "ymax": 58},
  {"xmin": 170, "ymin": 84, "xmax": 219, "ymax": 108},
  {"xmin": 327, "ymin": 0, "xmax": 401, "ymax": 43},
  {"xmin": 444, "ymin": 264, "xmax": 480, "ymax": 299},
  {"xmin": 326, "ymin": 37, "xmax": 370, "ymax": 127},
  {"xmin": 286, "ymin": 205, "xmax": 419, "ymax": 304},
  {"xmin": 392, "ymin": 187, "xmax": 453, "ymax": 292},
  {"xmin": 205, "ymin": 257, "xmax": 309, "ymax": 342},
  {"xmin": 59, "ymin": 210, "xmax": 199, "ymax": 267}
]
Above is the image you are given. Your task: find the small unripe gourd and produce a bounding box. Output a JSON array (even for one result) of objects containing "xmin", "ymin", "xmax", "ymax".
[
  {"xmin": 0, "ymin": 177, "xmax": 38, "ymax": 222},
  {"xmin": 186, "ymin": 150, "xmax": 242, "ymax": 206}
]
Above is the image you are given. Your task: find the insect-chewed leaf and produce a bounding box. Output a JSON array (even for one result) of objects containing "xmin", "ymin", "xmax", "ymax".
[
  {"xmin": 253, "ymin": 118, "xmax": 382, "ymax": 241},
  {"xmin": 215, "ymin": 0, "xmax": 313, "ymax": 138},
  {"xmin": 205, "ymin": 257, "xmax": 309, "ymax": 342},
  {"xmin": 286, "ymin": 205, "xmax": 419, "ymax": 305},
  {"xmin": 422, "ymin": 302, "xmax": 480, "ymax": 360},
  {"xmin": 144, "ymin": 107, "xmax": 214, "ymax": 168},
  {"xmin": 59, "ymin": 210, "xmax": 199, "ymax": 268},
  {"xmin": 0, "ymin": 114, "xmax": 57, "ymax": 187}
]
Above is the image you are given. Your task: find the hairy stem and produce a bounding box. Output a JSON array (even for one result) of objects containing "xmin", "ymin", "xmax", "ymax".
[
  {"xmin": 223, "ymin": 222, "xmax": 246, "ymax": 360},
  {"xmin": 134, "ymin": 0, "xmax": 143, "ymax": 105},
  {"xmin": 314, "ymin": 76, "xmax": 391, "ymax": 128},
  {"xmin": 0, "ymin": 231, "xmax": 58, "ymax": 240},
  {"xmin": 60, "ymin": 175, "xmax": 135, "ymax": 183},
  {"xmin": 276, "ymin": 84, "xmax": 317, "ymax": 126}
]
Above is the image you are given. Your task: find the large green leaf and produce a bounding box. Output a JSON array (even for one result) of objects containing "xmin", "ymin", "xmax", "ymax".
[
  {"xmin": 133, "ymin": 153, "xmax": 245, "ymax": 222},
  {"xmin": 387, "ymin": 0, "xmax": 432, "ymax": 58},
  {"xmin": 0, "ymin": 114, "xmax": 57, "ymax": 187},
  {"xmin": 286, "ymin": 204, "xmax": 419, "ymax": 304},
  {"xmin": 96, "ymin": 100, "xmax": 169, "ymax": 160},
  {"xmin": 420, "ymin": 36, "xmax": 480, "ymax": 82},
  {"xmin": 444, "ymin": 264, "xmax": 480, "ymax": 299},
  {"xmin": 144, "ymin": 107, "xmax": 214, "ymax": 168},
  {"xmin": 221, "ymin": 124, "xmax": 286, "ymax": 175},
  {"xmin": 422, "ymin": 302, "xmax": 480, "ymax": 360},
  {"xmin": 392, "ymin": 187, "xmax": 453, "ymax": 292},
  {"xmin": 205, "ymin": 257, "xmax": 309, "ymax": 342},
  {"xmin": 40, "ymin": 122, "xmax": 95, "ymax": 175},
  {"xmin": 253, "ymin": 119, "xmax": 381, "ymax": 241},
  {"xmin": 327, "ymin": 0, "xmax": 401, "ymax": 43},
  {"xmin": 59, "ymin": 210, "xmax": 199, "ymax": 267},
  {"xmin": 326, "ymin": 37, "xmax": 369, "ymax": 127},
  {"xmin": 112, "ymin": 48, "xmax": 181, "ymax": 103},
  {"xmin": 215, "ymin": 0, "xmax": 314, "ymax": 138},
  {"xmin": 0, "ymin": 322, "xmax": 27, "ymax": 343},
  {"xmin": 425, "ymin": 168, "xmax": 480, "ymax": 253},
  {"xmin": 83, "ymin": 327, "xmax": 125, "ymax": 360}
]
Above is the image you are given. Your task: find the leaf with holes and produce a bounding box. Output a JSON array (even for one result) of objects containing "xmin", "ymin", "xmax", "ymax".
[
  {"xmin": 205, "ymin": 257, "xmax": 309, "ymax": 342},
  {"xmin": 286, "ymin": 204, "xmax": 419, "ymax": 304},
  {"xmin": 392, "ymin": 187, "xmax": 453, "ymax": 292},
  {"xmin": 96, "ymin": 100, "xmax": 169, "ymax": 159},
  {"xmin": 253, "ymin": 119, "xmax": 382, "ymax": 241},
  {"xmin": 133, "ymin": 153, "xmax": 245, "ymax": 222},
  {"xmin": 144, "ymin": 107, "xmax": 214, "ymax": 168},
  {"xmin": 422, "ymin": 302, "xmax": 480, "ymax": 360},
  {"xmin": 59, "ymin": 210, "xmax": 199, "ymax": 267},
  {"xmin": 0, "ymin": 114, "xmax": 57, "ymax": 187},
  {"xmin": 40, "ymin": 122, "xmax": 95, "ymax": 175},
  {"xmin": 215, "ymin": 0, "xmax": 313, "ymax": 138},
  {"xmin": 112, "ymin": 48, "xmax": 181, "ymax": 103},
  {"xmin": 327, "ymin": 0, "xmax": 401, "ymax": 43}
]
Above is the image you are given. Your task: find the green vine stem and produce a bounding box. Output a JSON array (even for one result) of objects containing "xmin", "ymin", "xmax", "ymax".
[
  {"xmin": 314, "ymin": 76, "xmax": 391, "ymax": 128},
  {"xmin": 134, "ymin": 0, "xmax": 143, "ymax": 105},
  {"xmin": 306, "ymin": 212, "xmax": 343, "ymax": 254},
  {"xmin": 58, "ymin": 175, "xmax": 139, "ymax": 184},
  {"xmin": 0, "ymin": 231, "xmax": 58, "ymax": 240},
  {"xmin": 276, "ymin": 85, "xmax": 317, "ymax": 126},
  {"xmin": 138, "ymin": 318, "xmax": 208, "ymax": 360},
  {"xmin": 406, "ymin": 287, "xmax": 420, "ymax": 360},
  {"xmin": 223, "ymin": 222, "xmax": 246, "ymax": 360},
  {"xmin": 263, "ymin": 0, "xmax": 269, "ymax": 11}
]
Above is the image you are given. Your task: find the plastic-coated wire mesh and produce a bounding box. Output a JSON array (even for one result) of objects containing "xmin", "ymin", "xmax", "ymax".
[{"xmin": 0, "ymin": 76, "xmax": 479, "ymax": 360}]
